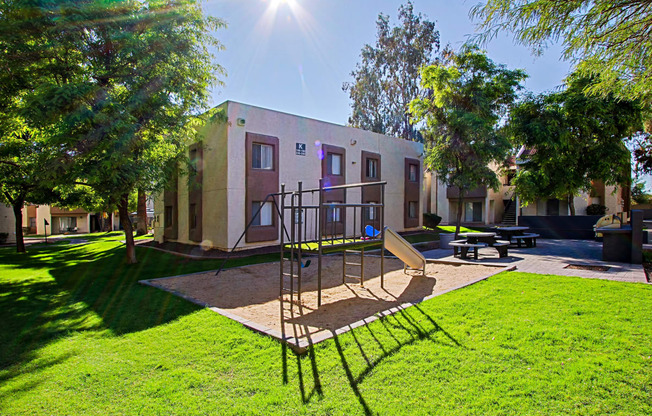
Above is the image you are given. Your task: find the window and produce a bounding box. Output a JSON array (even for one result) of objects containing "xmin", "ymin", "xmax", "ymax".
[
  {"xmin": 294, "ymin": 209, "xmax": 304, "ymax": 225},
  {"xmin": 251, "ymin": 201, "xmax": 273, "ymax": 226},
  {"xmin": 504, "ymin": 171, "xmax": 515, "ymax": 186},
  {"xmin": 189, "ymin": 203, "xmax": 197, "ymax": 229},
  {"xmin": 252, "ymin": 143, "xmax": 273, "ymax": 170},
  {"xmin": 408, "ymin": 164, "xmax": 418, "ymax": 182},
  {"xmin": 408, "ymin": 201, "xmax": 418, "ymax": 219},
  {"xmin": 366, "ymin": 202, "xmax": 378, "ymax": 221},
  {"xmin": 327, "ymin": 153, "xmax": 342, "ymax": 176},
  {"xmin": 546, "ymin": 199, "xmax": 560, "ymax": 216},
  {"xmin": 165, "ymin": 206, "xmax": 173, "ymax": 227},
  {"xmin": 326, "ymin": 204, "xmax": 342, "ymax": 223},
  {"xmin": 464, "ymin": 202, "xmax": 483, "ymax": 222},
  {"xmin": 58, "ymin": 216, "xmax": 77, "ymax": 233},
  {"xmin": 366, "ymin": 158, "xmax": 378, "ymax": 179}
]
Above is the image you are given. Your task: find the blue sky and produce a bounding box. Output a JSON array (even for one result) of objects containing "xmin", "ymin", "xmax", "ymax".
[{"xmin": 205, "ymin": 0, "xmax": 572, "ymax": 126}]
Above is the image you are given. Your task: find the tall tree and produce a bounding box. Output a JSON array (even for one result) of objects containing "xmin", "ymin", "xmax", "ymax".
[
  {"xmin": 343, "ymin": 1, "xmax": 440, "ymax": 141},
  {"xmin": 508, "ymin": 75, "xmax": 643, "ymax": 215},
  {"xmin": 8, "ymin": 0, "xmax": 224, "ymax": 263},
  {"xmin": 0, "ymin": 0, "xmax": 72, "ymax": 252},
  {"xmin": 0, "ymin": 114, "xmax": 62, "ymax": 252},
  {"xmin": 471, "ymin": 1, "xmax": 652, "ymax": 107},
  {"xmin": 409, "ymin": 46, "xmax": 526, "ymax": 237}
]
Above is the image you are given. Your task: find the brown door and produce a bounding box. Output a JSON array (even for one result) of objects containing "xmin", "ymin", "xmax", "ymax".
[
  {"xmin": 321, "ymin": 144, "xmax": 346, "ymax": 236},
  {"xmin": 361, "ymin": 151, "xmax": 381, "ymax": 235}
]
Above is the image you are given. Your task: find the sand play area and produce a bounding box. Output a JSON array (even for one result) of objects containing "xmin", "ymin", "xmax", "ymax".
[{"xmin": 143, "ymin": 255, "xmax": 507, "ymax": 350}]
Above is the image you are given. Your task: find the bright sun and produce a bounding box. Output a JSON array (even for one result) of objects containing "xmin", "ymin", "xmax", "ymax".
[{"xmin": 270, "ymin": 0, "xmax": 297, "ymax": 8}]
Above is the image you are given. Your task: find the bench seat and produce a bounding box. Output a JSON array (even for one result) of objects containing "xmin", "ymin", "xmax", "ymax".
[
  {"xmin": 513, "ymin": 233, "xmax": 540, "ymax": 248},
  {"xmin": 450, "ymin": 242, "xmax": 487, "ymax": 260}
]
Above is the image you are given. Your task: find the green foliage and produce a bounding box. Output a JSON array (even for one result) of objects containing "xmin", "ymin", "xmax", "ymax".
[
  {"xmin": 423, "ymin": 212, "xmax": 442, "ymax": 228},
  {"xmin": 632, "ymin": 180, "xmax": 652, "ymax": 204},
  {"xmin": 471, "ymin": 0, "xmax": 652, "ymax": 107},
  {"xmin": 343, "ymin": 1, "xmax": 440, "ymax": 140},
  {"xmin": 509, "ymin": 75, "xmax": 640, "ymax": 214},
  {"xmin": 409, "ymin": 46, "xmax": 526, "ymax": 234},
  {"xmin": 2, "ymin": 236, "xmax": 652, "ymax": 414},
  {"xmin": 586, "ymin": 203, "xmax": 608, "ymax": 216},
  {"xmin": 1, "ymin": 0, "xmax": 225, "ymax": 261}
]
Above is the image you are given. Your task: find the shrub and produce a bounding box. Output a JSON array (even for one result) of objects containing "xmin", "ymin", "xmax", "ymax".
[
  {"xmin": 0, "ymin": 233, "xmax": 8, "ymax": 244},
  {"xmin": 423, "ymin": 213, "xmax": 442, "ymax": 229},
  {"xmin": 586, "ymin": 204, "xmax": 608, "ymax": 216}
]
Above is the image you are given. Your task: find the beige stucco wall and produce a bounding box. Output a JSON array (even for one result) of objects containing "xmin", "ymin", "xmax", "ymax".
[
  {"xmin": 1, "ymin": 203, "xmax": 16, "ymax": 243},
  {"xmin": 603, "ymin": 185, "xmax": 625, "ymax": 214},
  {"xmin": 20, "ymin": 205, "xmax": 92, "ymax": 235},
  {"xmin": 153, "ymin": 193, "xmax": 165, "ymax": 243},
  {"xmin": 201, "ymin": 108, "xmax": 230, "ymax": 250},
  {"xmin": 225, "ymin": 102, "xmax": 424, "ymax": 250}
]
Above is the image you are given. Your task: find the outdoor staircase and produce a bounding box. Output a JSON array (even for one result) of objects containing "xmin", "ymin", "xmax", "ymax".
[{"xmin": 501, "ymin": 200, "xmax": 517, "ymax": 225}]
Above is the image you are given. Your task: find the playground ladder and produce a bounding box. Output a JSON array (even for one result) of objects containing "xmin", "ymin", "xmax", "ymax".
[{"xmin": 343, "ymin": 248, "xmax": 365, "ymax": 286}]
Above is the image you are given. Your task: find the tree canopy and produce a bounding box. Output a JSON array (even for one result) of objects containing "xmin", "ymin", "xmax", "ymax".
[
  {"xmin": 409, "ymin": 46, "xmax": 526, "ymax": 236},
  {"xmin": 508, "ymin": 75, "xmax": 643, "ymax": 215},
  {"xmin": 471, "ymin": 0, "xmax": 652, "ymax": 107},
  {"xmin": 343, "ymin": 1, "xmax": 440, "ymax": 141},
  {"xmin": 0, "ymin": 0, "xmax": 224, "ymax": 261}
]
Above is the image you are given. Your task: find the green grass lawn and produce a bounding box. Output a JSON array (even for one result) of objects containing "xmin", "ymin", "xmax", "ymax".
[
  {"xmin": 1, "ymin": 236, "xmax": 651, "ymax": 415},
  {"xmin": 435, "ymin": 225, "xmax": 486, "ymax": 234}
]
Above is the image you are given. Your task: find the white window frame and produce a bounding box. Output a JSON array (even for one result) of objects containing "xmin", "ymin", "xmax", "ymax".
[
  {"xmin": 327, "ymin": 205, "xmax": 342, "ymax": 223},
  {"xmin": 408, "ymin": 201, "xmax": 418, "ymax": 219},
  {"xmin": 367, "ymin": 202, "xmax": 378, "ymax": 220},
  {"xmin": 328, "ymin": 153, "xmax": 342, "ymax": 176},
  {"xmin": 409, "ymin": 164, "xmax": 418, "ymax": 182},
  {"xmin": 252, "ymin": 143, "xmax": 273, "ymax": 170},
  {"xmin": 252, "ymin": 201, "xmax": 273, "ymax": 226},
  {"xmin": 366, "ymin": 158, "xmax": 378, "ymax": 179}
]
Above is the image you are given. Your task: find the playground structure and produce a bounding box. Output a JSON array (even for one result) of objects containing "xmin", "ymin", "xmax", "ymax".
[{"xmin": 216, "ymin": 178, "xmax": 428, "ymax": 311}]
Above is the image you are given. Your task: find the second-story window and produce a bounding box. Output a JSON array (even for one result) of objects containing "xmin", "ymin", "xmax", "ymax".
[
  {"xmin": 366, "ymin": 158, "xmax": 378, "ymax": 179},
  {"xmin": 252, "ymin": 143, "xmax": 273, "ymax": 170},
  {"xmin": 408, "ymin": 163, "xmax": 418, "ymax": 182},
  {"xmin": 327, "ymin": 153, "xmax": 342, "ymax": 176}
]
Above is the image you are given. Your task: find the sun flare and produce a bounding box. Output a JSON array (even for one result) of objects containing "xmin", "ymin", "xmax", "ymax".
[{"xmin": 270, "ymin": 0, "xmax": 297, "ymax": 9}]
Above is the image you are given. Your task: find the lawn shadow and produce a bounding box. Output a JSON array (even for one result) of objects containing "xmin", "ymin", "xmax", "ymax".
[
  {"xmin": 282, "ymin": 294, "xmax": 463, "ymax": 415},
  {"xmin": 0, "ymin": 242, "xmax": 203, "ymax": 376},
  {"xmin": 329, "ymin": 306, "xmax": 463, "ymax": 415}
]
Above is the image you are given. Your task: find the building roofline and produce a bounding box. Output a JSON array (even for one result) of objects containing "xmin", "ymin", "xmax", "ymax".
[{"xmin": 214, "ymin": 100, "xmax": 422, "ymax": 144}]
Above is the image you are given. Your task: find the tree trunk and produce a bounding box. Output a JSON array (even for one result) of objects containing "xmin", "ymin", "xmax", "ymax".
[
  {"xmin": 136, "ymin": 189, "xmax": 147, "ymax": 236},
  {"xmin": 568, "ymin": 194, "xmax": 576, "ymax": 216},
  {"xmin": 12, "ymin": 197, "xmax": 26, "ymax": 253},
  {"xmin": 118, "ymin": 193, "xmax": 137, "ymax": 264},
  {"xmin": 455, "ymin": 191, "xmax": 464, "ymax": 239}
]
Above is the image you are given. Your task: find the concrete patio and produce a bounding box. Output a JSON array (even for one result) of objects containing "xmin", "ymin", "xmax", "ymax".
[{"xmin": 422, "ymin": 239, "xmax": 648, "ymax": 284}]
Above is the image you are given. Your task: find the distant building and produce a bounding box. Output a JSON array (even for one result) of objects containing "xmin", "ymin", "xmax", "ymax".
[
  {"xmin": 21, "ymin": 205, "xmax": 121, "ymax": 235},
  {"xmin": 424, "ymin": 146, "xmax": 629, "ymax": 225},
  {"xmin": 0, "ymin": 203, "xmax": 16, "ymax": 244}
]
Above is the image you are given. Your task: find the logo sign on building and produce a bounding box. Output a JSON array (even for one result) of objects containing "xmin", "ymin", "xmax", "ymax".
[{"xmin": 296, "ymin": 143, "xmax": 306, "ymax": 156}]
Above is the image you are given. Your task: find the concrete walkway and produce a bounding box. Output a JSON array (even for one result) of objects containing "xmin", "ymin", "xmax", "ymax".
[{"xmin": 423, "ymin": 239, "xmax": 648, "ymax": 284}]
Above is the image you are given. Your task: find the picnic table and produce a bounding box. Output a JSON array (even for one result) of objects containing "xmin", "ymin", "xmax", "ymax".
[
  {"xmin": 452, "ymin": 232, "xmax": 510, "ymax": 259},
  {"xmin": 492, "ymin": 226, "xmax": 539, "ymax": 248},
  {"xmin": 459, "ymin": 232, "xmax": 497, "ymax": 244}
]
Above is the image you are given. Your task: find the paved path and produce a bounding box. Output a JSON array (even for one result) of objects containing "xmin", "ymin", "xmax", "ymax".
[{"xmin": 422, "ymin": 239, "xmax": 648, "ymax": 284}]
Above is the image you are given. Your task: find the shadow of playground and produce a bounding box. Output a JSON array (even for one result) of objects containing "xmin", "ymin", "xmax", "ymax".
[{"xmin": 283, "ymin": 302, "xmax": 463, "ymax": 415}]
